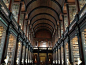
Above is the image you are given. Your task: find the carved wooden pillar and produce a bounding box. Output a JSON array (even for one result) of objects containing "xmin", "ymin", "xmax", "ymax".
[
  {"xmin": 14, "ymin": 26, "xmax": 20, "ymax": 65},
  {"xmin": 26, "ymin": 22, "xmax": 28, "ymax": 36},
  {"xmin": 22, "ymin": 14, "xmax": 25, "ymax": 31},
  {"xmin": 76, "ymin": 14, "xmax": 85, "ymax": 65},
  {"xmin": 9, "ymin": 0, "xmax": 14, "ymax": 11},
  {"xmin": 66, "ymin": 4, "xmax": 70, "ymax": 26},
  {"xmin": 60, "ymin": 47, "xmax": 62, "ymax": 65},
  {"xmin": 20, "ymin": 42, "xmax": 23, "ymax": 65},
  {"xmin": 17, "ymin": 3, "xmax": 22, "ymax": 24},
  {"xmin": 37, "ymin": 47, "xmax": 39, "ymax": 65},
  {"xmin": 46, "ymin": 48, "xmax": 48, "ymax": 65},
  {"xmin": 75, "ymin": 0, "xmax": 80, "ymax": 14},
  {"xmin": 62, "ymin": 15, "xmax": 65, "ymax": 32},
  {"xmin": 63, "ymin": 40, "xmax": 66, "ymax": 65},
  {"xmin": 24, "ymin": 46, "xmax": 26, "ymax": 65},
  {"xmin": 59, "ymin": 22, "xmax": 61, "ymax": 37}
]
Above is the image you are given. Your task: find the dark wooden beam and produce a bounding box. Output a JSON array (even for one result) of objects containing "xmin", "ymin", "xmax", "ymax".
[
  {"xmin": 66, "ymin": 4, "xmax": 70, "ymax": 26},
  {"xmin": 75, "ymin": 0, "xmax": 80, "ymax": 14},
  {"xmin": 17, "ymin": 3, "xmax": 22, "ymax": 24}
]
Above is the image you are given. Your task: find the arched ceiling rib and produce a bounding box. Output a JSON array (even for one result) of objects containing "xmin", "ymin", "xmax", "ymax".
[
  {"xmin": 31, "ymin": 16, "xmax": 56, "ymax": 27},
  {"xmin": 34, "ymin": 24, "xmax": 54, "ymax": 32},
  {"xmin": 34, "ymin": 26, "xmax": 53, "ymax": 33},
  {"xmin": 24, "ymin": 0, "xmax": 64, "ymax": 34},
  {"xmin": 30, "ymin": 13, "xmax": 57, "ymax": 25},
  {"xmin": 27, "ymin": 6, "xmax": 59, "ymax": 19},
  {"xmin": 33, "ymin": 23, "xmax": 54, "ymax": 32},
  {"xmin": 29, "ymin": 8, "xmax": 58, "ymax": 20},
  {"xmin": 32, "ymin": 19, "xmax": 55, "ymax": 28},
  {"xmin": 26, "ymin": 0, "xmax": 62, "ymax": 13}
]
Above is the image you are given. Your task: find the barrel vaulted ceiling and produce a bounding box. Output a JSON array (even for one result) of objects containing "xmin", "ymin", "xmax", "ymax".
[{"xmin": 19, "ymin": 0, "xmax": 75, "ymax": 35}]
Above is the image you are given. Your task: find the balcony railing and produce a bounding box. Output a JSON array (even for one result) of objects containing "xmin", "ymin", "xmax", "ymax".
[
  {"xmin": 79, "ymin": 4, "xmax": 86, "ymax": 19},
  {"xmin": 64, "ymin": 28, "xmax": 68, "ymax": 38},
  {"xmin": 69, "ymin": 18, "xmax": 76, "ymax": 31},
  {"xmin": 12, "ymin": 15, "xmax": 19, "ymax": 29},
  {"xmin": 33, "ymin": 47, "xmax": 52, "ymax": 50}
]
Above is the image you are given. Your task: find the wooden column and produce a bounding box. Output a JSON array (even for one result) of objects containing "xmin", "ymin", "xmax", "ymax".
[
  {"xmin": 46, "ymin": 48, "xmax": 48, "ymax": 65},
  {"xmin": 60, "ymin": 47, "xmax": 62, "ymax": 65},
  {"xmin": 28, "ymin": 25, "xmax": 30, "ymax": 40},
  {"xmin": 53, "ymin": 50, "xmax": 54, "ymax": 65},
  {"xmin": 26, "ymin": 46, "xmax": 28, "ymax": 65},
  {"xmin": 59, "ymin": 22, "xmax": 61, "ymax": 37},
  {"xmin": 17, "ymin": 3, "xmax": 22, "ymax": 24},
  {"xmin": 57, "ymin": 47, "xmax": 59, "ymax": 65},
  {"xmin": 29, "ymin": 46, "xmax": 31, "ymax": 65},
  {"xmin": 20, "ymin": 42, "xmax": 23, "ymax": 65},
  {"xmin": 57, "ymin": 26, "xmax": 58, "ymax": 40},
  {"xmin": 22, "ymin": 14, "xmax": 25, "ymax": 31},
  {"xmin": 26, "ymin": 21, "xmax": 28, "ymax": 36},
  {"xmin": 56, "ymin": 48, "xmax": 58, "ymax": 65},
  {"xmin": 19, "ymin": 42, "xmax": 23, "ymax": 65},
  {"xmin": 24, "ymin": 46, "xmax": 26, "ymax": 65},
  {"xmin": 14, "ymin": 26, "xmax": 20, "ymax": 65},
  {"xmin": 75, "ymin": 0, "xmax": 80, "ymax": 14},
  {"xmin": 76, "ymin": 14, "xmax": 85, "ymax": 65},
  {"xmin": 37, "ymin": 48, "xmax": 39, "ymax": 65},
  {"xmin": 27, "ymin": 46, "xmax": 29, "ymax": 65},
  {"xmin": 9, "ymin": 0, "xmax": 13, "ymax": 11},
  {"xmin": 30, "ymin": 47, "xmax": 33, "ymax": 65},
  {"xmin": 63, "ymin": 41, "xmax": 66, "ymax": 65},
  {"xmin": 77, "ymin": 27, "xmax": 85, "ymax": 65},
  {"xmin": 66, "ymin": 4, "xmax": 70, "ymax": 26},
  {"xmin": 68, "ymin": 36, "xmax": 73, "ymax": 65},
  {"xmin": 28, "ymin": 46, "xmax": 30, "ymax": 65},
  {"xmin": 62, "ymin": 15, "xmax": 65, "ymax": 32}
]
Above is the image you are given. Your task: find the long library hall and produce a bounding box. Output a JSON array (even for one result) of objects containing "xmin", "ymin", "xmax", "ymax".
[{"xmin": 0, "ymin": 0, "xmax": 86, "ymax": 65}]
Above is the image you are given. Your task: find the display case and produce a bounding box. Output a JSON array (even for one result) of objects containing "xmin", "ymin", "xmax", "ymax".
[
  {"xmin": 7, "ymin": 34, "xmax": 16, "ymax": 65},
  {"xmin": 58, "ymin": 48, "xmax": 60, "ymax": 65},
  {"xmin": 81, "ymin": 29, "xmax": 86, "ymax": 64},
  {"xmin": 61, "ymin": 45, "xmax": 64, "ymax": 65},
  {"xmin": 69, "ymin": 5, "xmax": 77, "ymax": 24},
  {"xmin": 70, "ymin": 36, "xmax": 81, "ymax": 65},
  {"xmin": 0, "ymin": 25, "xmax": 6, "ymax": 62},
  {"xmin": 79, "ymin": 0, "xmax": 86, "ymax": 10},
  {"xmin": 16, "ymin": 42, "xmax": 22, "ymax": 65},
  {"xmin": 21, "ymin": 46, "xmax": 25, "ymax": 64}
]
